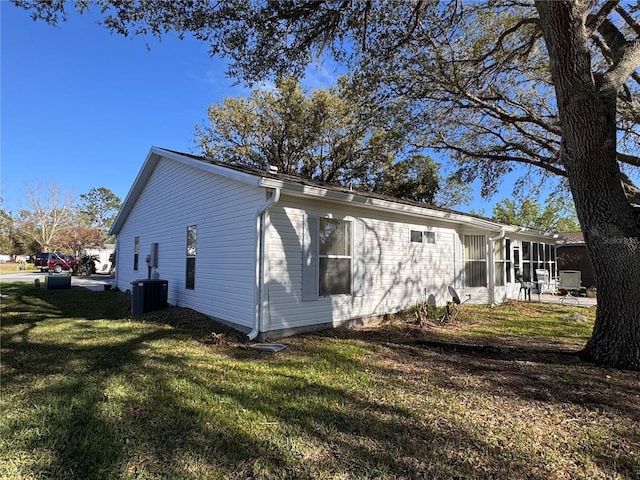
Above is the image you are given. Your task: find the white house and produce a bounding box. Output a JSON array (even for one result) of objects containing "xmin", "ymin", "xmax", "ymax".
[
  {"xmin": 110, "ymin": 147, "xmax": 558, "ymax": 340},
  {"xmin": 83, "ymin": 244, "xmax": 115, "ymax": 274}
]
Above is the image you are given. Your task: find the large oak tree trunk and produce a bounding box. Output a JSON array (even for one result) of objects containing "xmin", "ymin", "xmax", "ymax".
[{"xmin": 536, "ymin": 2, "xmax": 640, "ymax": 370}]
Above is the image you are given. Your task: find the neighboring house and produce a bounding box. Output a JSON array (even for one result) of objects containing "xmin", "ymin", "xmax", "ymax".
[
  {"xmin": 110, "ymin": 147, "xmax": 559, "ymax": 340},
  {"xmin": 83, "ymin": 244, "xmax": 116, "ymax": 274},
  {"xmin": 556, "ymin": 232, "xmax": 596, "ymax": 288}
]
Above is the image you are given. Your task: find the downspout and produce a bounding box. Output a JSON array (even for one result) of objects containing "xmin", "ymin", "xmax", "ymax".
[
  {"xmin": 488, "ymin": 228, "xmax": 506, "ymax": 305},
  {"xmin": 248, "ymin": 186, "xmax": 281, "ymax": 340}
]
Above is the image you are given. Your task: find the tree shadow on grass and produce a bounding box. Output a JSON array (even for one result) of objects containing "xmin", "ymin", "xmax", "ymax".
[
  {"xmin": 2, "ymin": 283, "xmax": 639, "ymax": 479},
  {"xmin": 314, "ymin": 325, "xmax": 640, "ymax": 419}
]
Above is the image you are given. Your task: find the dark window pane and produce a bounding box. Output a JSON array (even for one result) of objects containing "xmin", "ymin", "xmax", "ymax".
[
  {"xmin": 522, "ymin": 263, "xmax": 531, "ymax": 280},
  {"xmin": 319, "ymin": 258, "xmax": 351, "ymax": 295},
  {"xmin": 411, "ymin": 230, "xmax": 423, "ymax": 242},
  {"xmin": 495, "ymin": 262, "xmax": 505, "ymax": 286},
  {"xmin": 465, "ymin": 261, "xmax": 487, "ymax": 287},
  {"xmin": 134, "ymin": 237, "xmax": 140, "ymax": 271},
  {"xmin": 186, "ymin": 258, "xmax": 195, "ymax": 290}
]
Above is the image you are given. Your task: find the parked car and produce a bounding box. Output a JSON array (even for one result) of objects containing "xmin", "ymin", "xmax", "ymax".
[{"xmin": 34, "ymin": 252, "xmax": 80, "ymax": 273}]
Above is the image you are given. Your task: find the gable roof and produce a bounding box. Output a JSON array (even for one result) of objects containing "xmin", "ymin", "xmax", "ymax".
[{"xmin": 110, "ymin": 147, "xmax": 557, "ymax": 240}]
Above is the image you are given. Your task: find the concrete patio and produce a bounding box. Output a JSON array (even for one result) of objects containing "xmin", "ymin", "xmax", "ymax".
[{"xmin": 532, "ymin": 292, "xmax": 596, "ymax": 307}]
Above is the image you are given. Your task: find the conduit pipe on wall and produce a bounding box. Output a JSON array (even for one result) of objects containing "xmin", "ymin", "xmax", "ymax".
[
  {"xmin": 488, "ymin": 228, "xmax": 506, "ymax": 305},
  {"xmin": 248, "ymin": 187, "xmax": 281, "ymax": 340}
]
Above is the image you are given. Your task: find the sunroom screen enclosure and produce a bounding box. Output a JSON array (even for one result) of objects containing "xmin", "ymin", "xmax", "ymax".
[{"xmin": 464, "ymin": 235, "xmax": 487, "ymax": 287}]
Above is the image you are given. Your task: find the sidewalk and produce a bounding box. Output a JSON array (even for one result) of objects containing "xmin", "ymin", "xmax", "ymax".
[
  {"xmin": 71, "ymin": 275, "xmax": 115, "ymax": 291},
  {"xmin": 0, "ymin": 272, "xmax": 114, "ymax": 292}
]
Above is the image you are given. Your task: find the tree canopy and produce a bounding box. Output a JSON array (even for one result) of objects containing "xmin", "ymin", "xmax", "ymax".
[
  {"xmin": 492, "ymin": 197, "xmax": 580, "ymax": 232},
  {"xmin": 14, "ymin": 0, "xmax": 638, "ymax": 203},
  {"xmin": 79, "ymin": 186, "xmax": 121, "ymax": 233},
  {"xmin": 195, "ymin": 76, "xmax": 471, "ymax": 206},
  {"xmin": 18, "ymin": 182, "xmax": 76, "ymax": 252}
]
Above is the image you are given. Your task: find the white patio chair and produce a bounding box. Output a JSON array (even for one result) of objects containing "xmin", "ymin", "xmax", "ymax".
[{"xmin": 558, "ymin": 270, "xmax": 582, "ymax": 304}]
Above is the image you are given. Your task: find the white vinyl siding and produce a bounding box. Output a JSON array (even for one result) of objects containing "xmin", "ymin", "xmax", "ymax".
[
  {"xmin": 301, "ymin": 215, "xmax": 318, "ymax": 301},
  {"xmin": 115, "ymin": 157, "xmax": 264, "ymax": 328},
  {"xmin": 263, "ymin": 195, "xmax": 457, "ymax": 333}
]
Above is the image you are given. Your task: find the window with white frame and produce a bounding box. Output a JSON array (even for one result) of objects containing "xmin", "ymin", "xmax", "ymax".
[
  {"xmin": 464, "ymin": 235, "xmax": 487, "ymax": 287},
  {"xmin": 134, "ymin": 236, "xmax": 140, "ymax": 271},
  {"xmin": 319, "ymin": 218, "xmax": 351, "ymax": 295},
  {"xmin": 186, "ymin": 225, "xmax": 196, "ymax": 290},
  {"xmin": 411, "ymin": 229, "xmax": 435, "ymax": 244}
]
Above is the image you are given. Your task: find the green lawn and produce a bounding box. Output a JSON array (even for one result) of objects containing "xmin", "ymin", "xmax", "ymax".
[{"xmin": 1, "ymin": 282, "xmax": 638, "ymax": 479}]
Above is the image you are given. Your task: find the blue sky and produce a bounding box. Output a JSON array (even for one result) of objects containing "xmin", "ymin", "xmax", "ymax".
[{"xmin": 2, "ymin": 2, "xmax": 502, "ymax": 216}]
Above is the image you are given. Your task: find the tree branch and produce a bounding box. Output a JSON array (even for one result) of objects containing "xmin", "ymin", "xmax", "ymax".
[
  {"xmin": 600, "ymin": 38, "xmax": 640, "ymax": 92},
  {"xmin": 615, "ymin": 4, "xmax": 640, "ymax": 36},
  {"xmin": 586, "ymin": 0, "xmax": 621, "ymax": 36},
  {"xmin": 436, "ymin": 136, "xmax": 567, "ymax": 177},
  {"xmin": 617, "ymin": 151, "xmax": 640, "ymax": 167}
]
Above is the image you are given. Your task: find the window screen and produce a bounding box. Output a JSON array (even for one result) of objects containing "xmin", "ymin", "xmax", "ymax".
[{"xmin": 464, "ymin": 235, "xmax": 487, "ymax": 287}]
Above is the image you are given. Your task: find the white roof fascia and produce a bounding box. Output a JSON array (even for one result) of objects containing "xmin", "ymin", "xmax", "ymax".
[{"xmin": 259, "ymin": 177, "xmax": 546, "ymax": 236}]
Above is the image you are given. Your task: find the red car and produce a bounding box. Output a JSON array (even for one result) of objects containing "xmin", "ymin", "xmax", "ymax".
[{"xmin": 34, "ymin": 252, "xmax": 79, "ymax": 273}]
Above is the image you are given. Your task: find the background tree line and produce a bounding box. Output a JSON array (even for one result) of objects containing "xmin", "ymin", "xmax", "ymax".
[{"xmin": 0, "ymin": 184, "xmax": 121, "ymax": 257}]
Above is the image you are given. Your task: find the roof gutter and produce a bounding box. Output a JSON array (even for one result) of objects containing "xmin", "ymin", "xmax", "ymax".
[
  {"xmin": 248, "ymin": 186, "xmax": 281, "ymax": 340},
  {"xmin": 259, "ymin": 177, "xmax": 517, "ymax": 233}
]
